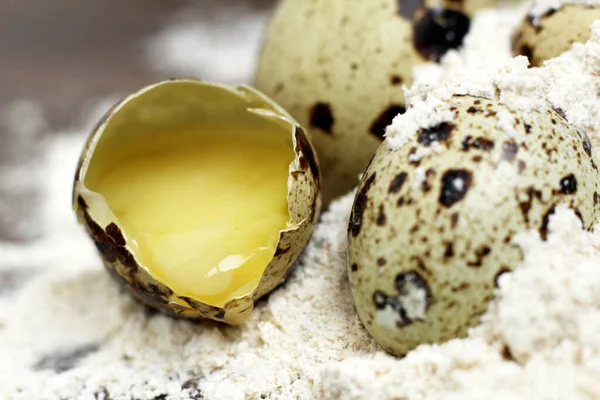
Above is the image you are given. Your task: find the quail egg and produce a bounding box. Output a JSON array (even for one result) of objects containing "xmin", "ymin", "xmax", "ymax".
[
  {"xmin": 255, "ymin": 0, "xmax": 493, "ymax": 204},
  {"xmin": 347, "ymin": 94, "xmax": 600, "ymax": 356},
  {"xmin": 512, "ymin": 1, "xmax": 600, "ymax": 67},
  {"xmin": 73, "ymin": 79, "xmax": 321, "ymax": 324}
]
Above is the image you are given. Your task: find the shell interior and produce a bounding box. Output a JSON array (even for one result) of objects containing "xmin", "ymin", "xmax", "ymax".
[{"xmin": 74, "ymin": 80, "xmax": 306, "ymax": 309}]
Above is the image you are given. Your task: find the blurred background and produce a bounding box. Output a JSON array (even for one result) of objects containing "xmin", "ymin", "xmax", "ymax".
[{"xmin": 0, "ymin": 0, "xmax": 276, "ymax": 244}]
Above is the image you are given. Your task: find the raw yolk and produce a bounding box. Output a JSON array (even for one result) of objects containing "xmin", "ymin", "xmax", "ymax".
[{"xmin": 91, "ymin": 133, "xmax": 292, "ymax": 307}]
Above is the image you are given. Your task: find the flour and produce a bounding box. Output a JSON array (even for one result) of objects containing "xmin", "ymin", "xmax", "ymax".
[
  {"xmin": 0, "ymin": 99, "xmax": 48, "ymax": 240},
  {"xmin": 321, "ymin": 205, "xmax": 600, "ymax": 399},
  {"xmin": 2, "ymin": 2, "xmax": 600, "ymax": 400},
  {"xmin": 146, "ymin": 2, "xmax": 270, "ymax": 84}
]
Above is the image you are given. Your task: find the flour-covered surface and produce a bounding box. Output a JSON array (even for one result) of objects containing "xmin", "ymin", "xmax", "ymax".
[
  {"xmin": 3, "ymin": 137, "xmax": 600, "ymax": 399},
  {"xmin": 147, "ymin": 0, "xmax": 275, "ymax": 84},
  {"xmin": 3, "ymin": 1, "xmax": 600, "ymax": 400}
]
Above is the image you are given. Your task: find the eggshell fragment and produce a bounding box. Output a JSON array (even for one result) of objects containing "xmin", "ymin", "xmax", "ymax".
[{"xmin": 73, "ymin": 80, "xmax": 321, "ymax": 324}]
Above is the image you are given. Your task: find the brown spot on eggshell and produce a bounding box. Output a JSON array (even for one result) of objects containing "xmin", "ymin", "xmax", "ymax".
[
  {"xmin": 376, "ymin": 204, "xmax": 387, "ymax": 226},
  {"xmin": 518, "ymin": 187, "xmax": 543, "ymax": 225},
  {"xmin": 351, "ymin": 263, "xmax": 358, "ymax": 272},
  {"xmin": 518, "ymin": 44, "xmax": 538, "ymax": 67},
  {"xmin": 439, "ymin": 169, "xmax": 473, "ymax": 207},
  {"xmin": 295, "ymin": 127, "xmax": 320, "ymax": 187},
  {"xmin": 105, "ymin": 223, "xmax": 126, "ymax": 246},
  {"xmin": 461, "ymin": 136, "xmax": 474, "ymax": 151},
  {"xmin": 273, "ymin": 82, "xmax": 285, "ymax": 94},
  {"xmin": 309, "ymin": 103, "xmax": 334, "ymax": 134},
  {"xmin": 349, "ymin": 172, "xmax": 376, "ymax": 237},
  {"xmin": 214, "ymin": 310, "xmax": 226, "ymax": 319},
  {"xmin": 373, "ymin": 290, "xmax": 387, "ymax": 309},
  {"xmin": 494, "ymin": 267, "xmax": 512, "ymax": 288},
  {"xmin": 413, "ymin": 8, "xmax": 471, "ymax": 62},
  {"xmin": 580, "ymin": 132, "xmax": 593, "ymax": 158},
  {"xmin": 93, "ymin": 241, "xmax": 117, "ymax": 264},
  {"xmin": 518, "ymin": 44, "xmax": 535, "ymax": 66},
  {"xmin": 553, "ymin": 107, "xmax": 567, "ymax": 120},
  {"xmin": 417, "ymin": 122, "xmax": 454, "ymax": 147},
  {"xmin": 390, "ymin": 75, "xmax": 404, "ymax": 85},
  {"xmin": 389, "ymin": 172, "xmax": 408, "ymax": 194},
  {"xmin": 370, "ymin": 105, "xmax": 406, "ymax": 140},
  {"xmin": 77, "ymin": 195, "xmax": 88, "ymax": 209},
  {"xmin": 467, "ymin": 246, "xmax": 491, "ymax": 267},
  {"xmin": 395, "ymin": 271, "xmax": 432, "ymax": 308},
  {"xmin": 116, "ymin": 246, "xmax": 138, "ymax": 273},
  {"xmin": 501, "ymin": 141, "xmax": 519, "ymax": 162},
  {"xmin": 82, "ymin": 211, "xmax": 119, "ymax": 264},
  {"xmin": 274, "ymin": 245, "xmax": 291, "ymax": 256},
  {"xmin": 444, "ymin": 242, "xmax": 455, "ymax": 258},
  {"xmin": 299, "ymin": 155, "xmax": 309, "ymax": 170},
  {"xmin": 462, "ymin": 136, "xmax": 494, "ymax": 151},
  {"xmin": 421, "ymin": 180, "xmax": 433, "ymax": 193},
  {"xmin": 560, "ymin": 174, "xmax": 577, "ymax": 194},
  {"xmin": 539, "ymin": 205, "xmax": 557, "ymax": 241},
  {"xmin": 451, "ymin": 282, "xmax": 470, "ymax": 292},
  {"xmin": 450, "ymin": 212, "xmax": 459, "ymax": 229}
]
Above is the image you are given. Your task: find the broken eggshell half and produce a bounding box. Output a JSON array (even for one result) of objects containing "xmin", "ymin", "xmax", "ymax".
[{"xmin": 72, "ymin": 79, "xmax": 321, "ymax": 324}]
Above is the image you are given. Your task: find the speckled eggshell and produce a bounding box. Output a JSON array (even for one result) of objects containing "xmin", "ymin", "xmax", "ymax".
[
  {"xmin": 512, "ymin": 4, "xmax": 600, "ymax": 67},
  {"xmin": 347, "ymin": 95, "xmax": 600, "ymax": 357},
  {"xmin": 255, "ymin": 0, "xmax": 492, "ymax": 204},
  {"xmin": 73, "ymin": 80, "xmax": 321, "ymax": 325}
]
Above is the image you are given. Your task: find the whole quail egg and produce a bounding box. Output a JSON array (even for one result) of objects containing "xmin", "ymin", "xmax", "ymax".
[
  {"xmin": 347, "ymin": 94, "xmax": 600, "ymax": 356},
  {"xmin": 255, "ymin": 0, "xmax": 494, "ymax": 204},
  {"xmin": 73, "ymin": 79, "xmax": 321, "ymax": 324},
  {"xmin": 512, "ymin": 2, "xmax": 600, "ymax": 67}
]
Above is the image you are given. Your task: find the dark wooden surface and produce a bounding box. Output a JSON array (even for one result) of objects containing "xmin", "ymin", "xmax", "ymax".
[
  {"xmin": 0, "ymin": 0, "xmax": 185, "ymax": 122},
  {"xmin": 0, "ymin": 0, "xmax": 276, "ymax": 242}
]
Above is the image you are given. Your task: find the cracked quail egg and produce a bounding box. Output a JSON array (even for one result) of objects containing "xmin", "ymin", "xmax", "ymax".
[
  {"xmin": 347, "ymin": 95, "xmax": 600, "ymax": 356},
  {"xmin": 512, "ymin": 2, "xmax": 600, "ymax": 67},
  {"xmin": 73, "ymin": 79, "xmax": 321, "ymax": 324},
  {"xmin": 255, "ymin": 0, "xmax": 493, "ymax": 204}
]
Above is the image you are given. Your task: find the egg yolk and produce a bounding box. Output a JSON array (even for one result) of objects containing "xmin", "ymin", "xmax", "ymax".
[{"xmin": 90, "ymin": 133, "xmax": 292, "ymax": 307}]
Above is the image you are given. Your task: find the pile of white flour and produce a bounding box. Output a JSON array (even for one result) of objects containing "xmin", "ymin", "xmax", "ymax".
[{"xmin": 2, "ymin": 1, "xmax": 600, "ymax": 399}]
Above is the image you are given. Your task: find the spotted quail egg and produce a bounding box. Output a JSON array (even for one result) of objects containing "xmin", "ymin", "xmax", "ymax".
[
  {"xmin": 512, "ymin": 2, "xmax": 600, "ymax": 67},
  {"xmin": 347, "ymin": 94, "xmax": 600, "ymax": 356},
  {"xmin": 255, "ymin": 0, "xmax": 494, "ymax": 204},
  {"xmin": 73, "ymin": 79, "xmax": 321, "ymax": 324}
]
